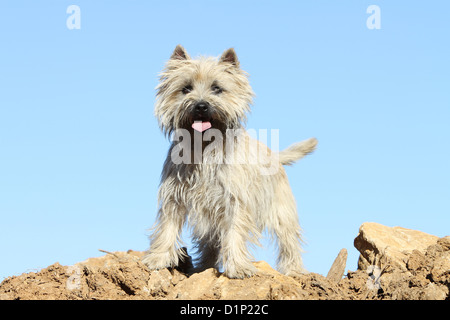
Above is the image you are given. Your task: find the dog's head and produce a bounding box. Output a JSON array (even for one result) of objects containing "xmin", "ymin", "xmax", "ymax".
[{"xmin": 155, "ymin": 45, "xmax": 254, "ymax": 136}]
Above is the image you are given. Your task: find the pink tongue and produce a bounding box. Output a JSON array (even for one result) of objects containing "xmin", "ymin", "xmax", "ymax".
[{"xmin": 192, "ymin": 121, "xmax": 212, "ymax": 132}]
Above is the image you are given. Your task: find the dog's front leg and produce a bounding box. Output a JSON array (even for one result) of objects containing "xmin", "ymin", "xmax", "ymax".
[
  {"xmin": 221, "ymin": 210, "xmax": 257, "ymax": 279},
  {"xmin": 142, "ymin": 200, "xmax": 186, "ymax": 271}
]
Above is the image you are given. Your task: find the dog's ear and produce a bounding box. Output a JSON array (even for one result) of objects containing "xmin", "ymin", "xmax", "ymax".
[
  {"xmin": 219, "ymin": 48, "xmax": 240, "ymax": 68},
  {"xmin": 171, "ymin": 45, "xmax": 190, "ymax": 60}
]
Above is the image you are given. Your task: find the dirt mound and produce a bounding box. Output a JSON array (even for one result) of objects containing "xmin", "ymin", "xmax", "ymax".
[{"xmin": 1, "ymin": 224, "xmax": 449, "ymax": 300}]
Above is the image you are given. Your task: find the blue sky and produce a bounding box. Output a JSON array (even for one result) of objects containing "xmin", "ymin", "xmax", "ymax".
[{"xmin": 0, "ymin": 1, "xmax": 449, "ymax": 280}]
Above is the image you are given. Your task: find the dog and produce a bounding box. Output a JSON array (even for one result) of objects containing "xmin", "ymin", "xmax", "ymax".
[{"xmin": 142, "ymin": 45, "xmax": 317, "ymax": 279}]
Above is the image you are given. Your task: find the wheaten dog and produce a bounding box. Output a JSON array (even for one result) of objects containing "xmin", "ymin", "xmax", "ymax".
[{"xmin": 142, "ymin": 45, "xmax": 317, "ymax": 278}]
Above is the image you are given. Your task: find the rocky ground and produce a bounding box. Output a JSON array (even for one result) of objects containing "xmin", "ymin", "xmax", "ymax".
[{"xmin": 0, "ymin": 222, "xmax": 448, "ymax": 300}]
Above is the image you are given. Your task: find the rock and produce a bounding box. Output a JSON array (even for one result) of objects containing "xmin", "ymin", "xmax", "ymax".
[
  {"xmin": 372, "ymin": 234, "xmax": 450, "ymax": 300},
  {"xmin": 430, "ymin": 251, "xmax": 450, "ymax": 284},
  {"xmin": 166, "ymin": 261, "xmax": 347, "ymax": 300},
  {"xmin": 421, "ymin": 283, "xmax": 448, "ymax": 300},
  {"xmin": 147, "ymin": 268, "xmax": 173, "ymax": 297},
  {"xmin": 354, "ymin": 222, "xmax": 439, "ymax": 271},
  {"xmin": 1, "ymin": 223, "xmax": 448, "ymax": 300},
  {"xmin": 326, "ymin": 249, "xmax": 347, "ymax": 283},
  {"xmin": 0, "ymin": 252, "xmax": 351, "ymax": 300},
  {"xmin": 437, "ymin": 236, "xmax": 450, "ymax": 251}
]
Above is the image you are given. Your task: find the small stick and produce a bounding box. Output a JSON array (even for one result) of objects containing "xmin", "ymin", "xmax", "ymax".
[{"xmin": 98, "ymin": 249, "xmax": 119, "ymax": 259}]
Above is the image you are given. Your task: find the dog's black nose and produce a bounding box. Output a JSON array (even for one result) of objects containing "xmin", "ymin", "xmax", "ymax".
[{"xmin": 194, "ymin": 101, "xmax": 209, "ymax": 114}]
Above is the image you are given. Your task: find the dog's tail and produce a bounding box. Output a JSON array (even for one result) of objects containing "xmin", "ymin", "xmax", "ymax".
[{"xmin": 278, "ymin": 137, "xmax": 318, "ymax": 166}]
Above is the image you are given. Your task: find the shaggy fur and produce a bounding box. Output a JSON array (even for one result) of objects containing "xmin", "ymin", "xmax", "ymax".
[{"xmin": 142, "ymin": 45, "xmax": 317, "ymax": 278}]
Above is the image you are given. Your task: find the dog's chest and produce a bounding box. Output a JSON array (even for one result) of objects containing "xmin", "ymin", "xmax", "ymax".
[
  {"xmin": 181, "ymin": 164, "xmax": 233, "ymax": 210},
  {"xmin": 185, "ymin": 164, "xmax": 226, "ymax": 191}
]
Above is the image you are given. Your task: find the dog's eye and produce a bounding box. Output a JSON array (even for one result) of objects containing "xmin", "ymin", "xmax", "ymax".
[
  {"xmin": 182, "ymin": 85, "xmax": 193, "ymax": 94},
  {"xmin": 211, "ymin": 85, "xmax": 223, "ymax": 94}
]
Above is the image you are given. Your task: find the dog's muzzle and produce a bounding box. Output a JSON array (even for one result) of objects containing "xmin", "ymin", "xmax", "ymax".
[{"xmin": 191, "ymin": 101, "xmax": 212, "ymax": 132}]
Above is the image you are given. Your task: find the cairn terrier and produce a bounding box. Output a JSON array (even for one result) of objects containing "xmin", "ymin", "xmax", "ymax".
[{"xmin": 142, "ymin": 45, "xmax": 317, "ymax": 278}]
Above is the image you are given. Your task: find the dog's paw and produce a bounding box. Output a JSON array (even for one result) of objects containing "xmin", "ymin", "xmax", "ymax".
[
  {"xmin": 278, "ymin": 262, "xmax": 308, "ymax": 277},
  {"xmin": 142, "ymin": 252, "xmax": 174, "ymax": 270},
  {"xmin": 224, "ymin": 264, "xmax": 258, "ymax": 279}
]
